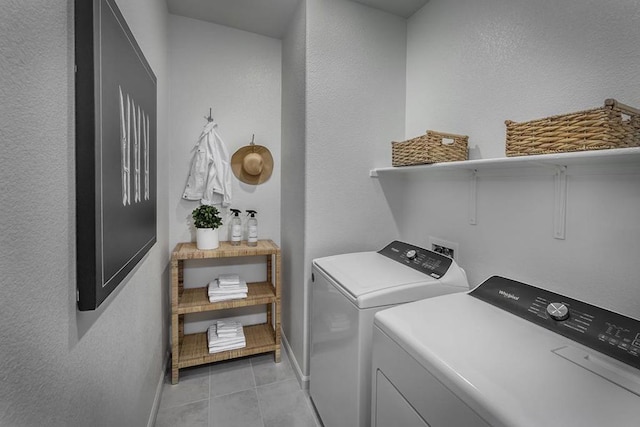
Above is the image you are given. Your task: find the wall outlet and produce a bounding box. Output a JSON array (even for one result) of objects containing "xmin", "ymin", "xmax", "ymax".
[{"xmin": 428, "ymin": 236, "xmax": 459, "ymax": 261}]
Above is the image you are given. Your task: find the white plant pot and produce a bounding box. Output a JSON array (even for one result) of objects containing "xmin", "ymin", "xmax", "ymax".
[{"xmin": 196, "ymin": 228, "xmax": 219, "ymax": 250}]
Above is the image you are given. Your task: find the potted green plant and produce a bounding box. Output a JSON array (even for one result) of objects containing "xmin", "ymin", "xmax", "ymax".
[{"xmin": 192, "ymin": 205, "xmax": 223, "ymax": 250}]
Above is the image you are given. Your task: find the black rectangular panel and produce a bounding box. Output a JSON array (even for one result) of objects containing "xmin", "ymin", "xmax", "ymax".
[
  {"xmin": 75, "ymin": 0, "xmax": 157, "ymax": 310},
  {"xmin": 378, "ymin": 241, "xmax": 453, "ymax": 279}
]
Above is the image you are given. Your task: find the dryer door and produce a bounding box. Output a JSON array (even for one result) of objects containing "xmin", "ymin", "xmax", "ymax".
[
  {"xmin": 375, "ymin": 370, "xmax": 429, "ymax": 427},
  {"xmin": 372, "ymin": 324, "xmax": 490, "ymax": 427}
]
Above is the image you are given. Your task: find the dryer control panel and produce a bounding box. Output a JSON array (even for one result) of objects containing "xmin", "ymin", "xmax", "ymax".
[
  {"xmin": 378, "ymin": 241, "xmax": 452, "ymax": 279},
  {"xmin": 470, "ymin": 276, "xmax": 640, "ymax": 371}
]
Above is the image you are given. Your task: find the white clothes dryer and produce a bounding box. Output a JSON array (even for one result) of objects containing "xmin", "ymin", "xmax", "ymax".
[
  {"xmin": 309, "ymin": 241, "xmax": 469, "ymax": 427},
  {"xmin": 372, "ymin": 275, "xmax": 640, "ymax": 427}
]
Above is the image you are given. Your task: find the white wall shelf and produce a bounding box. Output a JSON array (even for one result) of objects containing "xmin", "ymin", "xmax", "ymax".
[
  {"xmin": 369, "ymin": 147, "xmax": 640, "ymax": 177},
  {"xmin": 370, "ymin": 147, "xmax": 640, "ymax": 240}
]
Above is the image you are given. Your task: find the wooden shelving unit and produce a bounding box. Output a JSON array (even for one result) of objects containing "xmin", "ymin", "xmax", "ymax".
[{"xmin": 170, "ymin": 240, "xmax": 281, "ymax": 384}]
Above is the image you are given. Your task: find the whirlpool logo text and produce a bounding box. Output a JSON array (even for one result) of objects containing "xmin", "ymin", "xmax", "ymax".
[{"xmin": 498, "ymin": 290, "xmax": 520, "ymax": 301}]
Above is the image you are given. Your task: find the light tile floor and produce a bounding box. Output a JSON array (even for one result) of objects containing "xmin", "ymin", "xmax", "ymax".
[{"xmin": 155, "ymin": 350, "xmax": 323, "ymax": 427}]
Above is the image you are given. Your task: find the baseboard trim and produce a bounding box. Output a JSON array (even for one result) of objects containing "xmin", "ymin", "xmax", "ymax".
[
  {"xmin": 147, "ymin": 351, "xmax": 169, "ymax": 427},
  {"xmin": 281, "ymin": 329, "xmax": 309, "ymax": 390}
]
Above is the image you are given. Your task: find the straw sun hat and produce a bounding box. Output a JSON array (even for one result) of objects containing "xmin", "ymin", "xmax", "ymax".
[{"xmin": 231, "ymin": 136, "xmax": 273, "ymax": 185}]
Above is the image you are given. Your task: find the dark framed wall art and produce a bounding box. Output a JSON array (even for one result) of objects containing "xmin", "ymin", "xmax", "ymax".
[{"xmin": 75, "ymin": 0, "xmax": 157, "ymax": 310}]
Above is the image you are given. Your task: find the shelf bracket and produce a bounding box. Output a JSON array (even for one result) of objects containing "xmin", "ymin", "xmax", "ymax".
[
  {"xmin": 469, "ymin": 170, "xmax": 478, "ymax": 225},
  {"xmin": 553, "ymin": 166, "xmax": 567, "ymax": 240}
]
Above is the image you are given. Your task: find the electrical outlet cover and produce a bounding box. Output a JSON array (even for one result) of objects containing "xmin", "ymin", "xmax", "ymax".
[{"xmin": 428, "ymin": 236, "xmax": 459, "ymax": 261}]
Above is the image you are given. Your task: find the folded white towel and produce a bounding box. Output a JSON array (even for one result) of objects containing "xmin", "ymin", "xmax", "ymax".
[
  {"xmin": 217, "ymin": 326, "xmax": 243, "ymax": 337},
  {"xmin": 216, "ymin": 320, "xmax": 243, "ymax": 333},
  {"xmin": 208, "ymin": 293, "xmax": 247, "ymax": 303},
  {"xmin": 208, "ymin": 342, "xmax": 246, "ymax": 354},
  {"xmin": 208, "ymin": 286, "xmax": 248, "ymax": 295},
  {"xmin": 207, "ymin": 322, "xmax": 246, "ymax": 353},
  {"xmin": 209, "ymin": 339, "xmax": 245, "ymax": 348},
  {"xmin": 208, "ymin": 280, "xmax": 248, "ymax": 295},
  {"xmin": 208, "ymin": 337, "xmax": 246, "ymax": 348},
  {"xmin": 207, "ymin": 325, "xmax": 243, "ymax": 341},
  {"xmin": 208, "ymin": 321, "xmax": 245, "ymax": 337},
  {"xmin": 209, "ymin": 338, "xmax": 245, "ymax": 348},
  {"xmin": 218, "ymin": 274, "xmax": 240, "ymax": 286},
  {"xmin": 218, "ymin": 282, "xmax": 244, "ymax": 290},
  {"xmin": 217, "ymin": 320, "xmax": 242, "ymax": 329}
]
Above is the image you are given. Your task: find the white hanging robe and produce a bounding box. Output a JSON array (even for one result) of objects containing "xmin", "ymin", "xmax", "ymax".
[{"xmin": 183, "ymin": 121, "xmax": 232, "ymax": 207}]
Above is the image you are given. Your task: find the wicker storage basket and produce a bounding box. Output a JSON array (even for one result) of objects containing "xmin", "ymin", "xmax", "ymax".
[
  {"xmin": 392, "ymin": 130, "xmax": 468, "ymax": 166},
  {"xmin": 505, "ymin": 99, "xmax": 640, "ymax": 157}
]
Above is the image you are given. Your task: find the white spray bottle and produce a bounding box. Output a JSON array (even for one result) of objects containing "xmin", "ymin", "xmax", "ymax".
[
  {"xmin": 229, "ymin": 209, "xmax": 242, "ymax": 246},
  {"xmin": 246, "ymin": 210, "xmax": 258, "ymax": 247}
]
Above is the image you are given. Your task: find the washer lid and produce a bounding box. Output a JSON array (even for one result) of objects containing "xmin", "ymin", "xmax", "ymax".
[
  {"xmin": 313, "ymin": 252, "xmax": 466, "ymax": 308},
  {"xmin": 374, "ymin": 291, "xmax": 640, "ymax": 427}
]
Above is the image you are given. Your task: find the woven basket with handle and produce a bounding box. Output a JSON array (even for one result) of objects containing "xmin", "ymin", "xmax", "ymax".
[
  {"xmin": 392, "ymin": 130, "xmax": 468, "ymax": 166},
  {"xmin": 505, "ymin": 99, "xmax": 640, "ymax": 157}
]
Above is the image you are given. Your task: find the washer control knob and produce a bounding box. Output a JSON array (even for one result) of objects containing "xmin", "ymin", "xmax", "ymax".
[
  {"xmin": 547, "ymin": 302, "xmax": 570, "ymax": 321},
  {"xmin": 406, "ymin": 250, "xmax": 417, "ymax": 260}
]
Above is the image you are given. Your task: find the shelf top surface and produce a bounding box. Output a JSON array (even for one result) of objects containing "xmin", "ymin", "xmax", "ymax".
[
  {"xmin": 372, "ymin": 147, "xmax": 640, "ymax": 175},
  {"xmin": 176, "ymin": 283, "xmax": 276, "ymax": 313},
  {"xmin": 172, "ymin": 240, "xmax": 280, "ymax": 260}
]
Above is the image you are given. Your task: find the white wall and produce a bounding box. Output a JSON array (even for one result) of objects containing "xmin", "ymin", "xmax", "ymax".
[
  {"xmin": 394, "ymin": 0, "xmax": 640, "ymax": 318},
  {"xmin": 168, "ymin": 15, "xmax": 281, "ymax": 249},
  {"xmin": 168, "ymin": 15, "xmax": 282, "ymax": 331},
  {"xmin": 301, "ymin": 0, "xmax": 407, "ymax": 376},
  {"xmin": 281, "ymin": 0, "xmax": 307, "ymax": 380},
  {"xmin": 406, "ymin": 0, "xmax": 640, "ymax": 160},
  {"xmin": 0, "ymin": 0, "xmax": 170, "ymax": 426}
]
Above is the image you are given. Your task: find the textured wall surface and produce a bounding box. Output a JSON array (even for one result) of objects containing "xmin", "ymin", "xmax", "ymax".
[
  {"xmin": 303, "ymin": 0, "xmax": 407, "ymax": 376},
  {"xmin": 281, "ymin": 0, "xmax": 308, "ymax": 379},
  {"xmin": 168, "ymin": 15, "xmax": 282, "ymax": 249},
  {"xmin": 393, "ymin": 0, "xmax": 640, "ymax": 317},
  {"xmin": 406, "ymin": 0, "xmax": 640, "ymax": 160},
  {"xmin": 0, "ymin": 0, "xmax": 170, "ymax": 425},
  {"xmin": 306, "ymin": 0, "xmax": 406, "ymax": 257}
]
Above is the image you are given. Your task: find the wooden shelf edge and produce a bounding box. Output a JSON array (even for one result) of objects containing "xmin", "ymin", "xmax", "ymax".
[
  {"xmin": 172, "ymin": 240, "xmax": 280, "ymax": 261},
  {"xmin": 177, "ymin": 324, "xmax": 277, "ymax": 369},
  {"xmin": 176, "ymin": 282, "xmax": 277, "ymax": 314}
]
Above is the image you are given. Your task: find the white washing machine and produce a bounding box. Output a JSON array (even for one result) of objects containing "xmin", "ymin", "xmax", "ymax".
[
  {"xmin": 372, "ymin": 275, "xmax": 640, "ymax": 427},
  {"xmin": 309, "ymin": 241, "xmax": 469, "ymax": 427}
]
